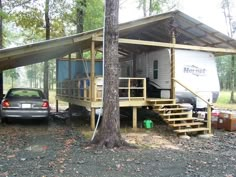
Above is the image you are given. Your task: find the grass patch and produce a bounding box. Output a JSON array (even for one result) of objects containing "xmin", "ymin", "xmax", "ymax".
[
  {"xmin": 214, "ymin": 91, "xmax": 236, "ymax": 110},
  {"xmin": 49, "ymin": 90, "xmax": 68, "ymax": 108}
]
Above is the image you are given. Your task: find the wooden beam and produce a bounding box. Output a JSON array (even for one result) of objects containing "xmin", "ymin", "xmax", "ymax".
[
  {"xmin": 68, "ymin": 54, "xmax": 72, "ymax": 97},
  {"xmin": 90, "ymin": 39, "xmax": 96, "ymax": 130},
  {"xmin": 91, "ymin": 100, "xmax": 148, "ymax": 108},
  {"xmin": 0, "ymin": 71, "xmax": 3, "ymax": 97},
  {"xmin": 132, "ymin": 107, "xmax": 137, "ymax": 129},
  {"xmin": 91, "ymin": 108, "xmax": 95, "ymax": 130},
  {"xmin": 91, "ymin": 40, "xmax": 95, "ymax": 101},
  {"xmin": 93, "ymin": 37, "xmax": 236, "ymax": 54},
  {"xmin": 56, "ymin": 96, "xmax": 91, "ymax": 108},
  {"xmin": 170, "ymin": 31, "xmax": 176, "ymax": 102}
]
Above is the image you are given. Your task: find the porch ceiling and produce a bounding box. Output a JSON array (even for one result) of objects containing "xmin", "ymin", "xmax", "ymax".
[
  {"xmin": 117, "ymin": 10, "xmax": 236, "ymax": 56},
  {"xmin": 0, "ymin": 10, "xmax": 235, "ymax": 71}
]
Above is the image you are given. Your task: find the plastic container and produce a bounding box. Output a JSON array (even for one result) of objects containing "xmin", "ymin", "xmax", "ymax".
[{"xmin": 143, "ymin": 119, "xmax": 153, "ymax": 129}]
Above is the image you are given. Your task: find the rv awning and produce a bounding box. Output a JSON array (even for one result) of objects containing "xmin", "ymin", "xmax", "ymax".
[{"xmin": 0, "ymin": 10, "xmax": 236, "ymax": 71}]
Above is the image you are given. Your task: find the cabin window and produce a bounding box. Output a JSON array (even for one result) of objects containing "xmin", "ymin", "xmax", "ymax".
[
  {"xmin": 127, "ymin": 66, "xmax": 130, "ymax": 76},
  {"xmin": 153, "ymin": 60, "xmax": 158, "ymax": 79}
]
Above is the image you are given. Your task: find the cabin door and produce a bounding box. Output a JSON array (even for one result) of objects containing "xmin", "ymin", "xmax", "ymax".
[
  {"xmin": 147, "ymin": 56, "xmax": 170, "ymax": 98},
  {"xmin": 148, "ymin": 58, "xmax": 159, "ymax": 83}
]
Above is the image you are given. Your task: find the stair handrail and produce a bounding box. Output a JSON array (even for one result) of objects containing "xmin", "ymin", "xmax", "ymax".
[{"xmin": 173, "ymin": 78, "xmax": 212, "ymax": 134}]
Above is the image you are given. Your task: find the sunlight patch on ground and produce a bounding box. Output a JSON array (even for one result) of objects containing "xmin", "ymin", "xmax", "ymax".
[{"xmin": 122, "ymin": 132, "xmax": 180, "ymax": 150}]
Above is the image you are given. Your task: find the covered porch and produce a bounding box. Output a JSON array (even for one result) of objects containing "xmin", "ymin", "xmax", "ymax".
[{"xmin": 1, "ymin": 10, "xmax": 236, "ymax": 135}]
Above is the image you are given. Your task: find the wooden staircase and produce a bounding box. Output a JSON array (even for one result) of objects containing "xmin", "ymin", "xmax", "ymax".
[{"xmin": 147, "ymin": 99, "xmax": 209, "ymax": 135}]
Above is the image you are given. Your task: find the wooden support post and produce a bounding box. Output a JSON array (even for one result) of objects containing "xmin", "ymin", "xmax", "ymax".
[
  {"xmin": 84, "ymin": 80, "xmax": 87, "ymax": 100},
  {"xmin": 90, "ymin": 40, "xmax": 96, "ymax": 130},
  {"xmin": 143, "ymin": 78, "xmax": 147, "ymax": 100},
  {"xmin": 91, "ymin": 108, "xmax": 96, "ymax": 130},
  {"xmin": 68, "ymin": 54, "xmax": 72, "ymax": 97},
  {"xmin": 207, "ymin": 106, "xmax": 212, "ymax": 134},
  {"xmin": 128, "ymin": 79, "xmax": 131, "ymax": 101},
  {"xmin": 132, "ymin": 107, "xmax": 137, "ymax": 129},
  {"xmin": 90, "ymin": 40, "xmax": 95, "ymax": 101},
  {"xmin": 68, "ymin": 54, "xmax": 72, "ymax": 122},
  {"xmin": 56, "ymin": 99, "xmax": 58, "ymax": 112},
  {"xmin": 0, "ymin": 71, "xmax": 3, "ymax": 97},
  {"xmin": 170, "ymin": 30, "xmax": 176, "ymax": 103},
  {"xmin": 44, "ymin": 61, "xmax": 49, "ymax": 99}
]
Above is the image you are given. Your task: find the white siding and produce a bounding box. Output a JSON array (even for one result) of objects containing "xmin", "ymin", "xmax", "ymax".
[
  {"xmin": 135, "ymin": 49, "xmax": 171, "ymax": 89},
  {"xmin": 119, "ymin": 49, "xmax": 220, "ymax": 101},
  {"xmin": 135, "ymin": 53, "xmax": 147, "ymax": 77},
  {"xmin": 175, "ymin": 50, "xmax": 220, "ymax": 93}
]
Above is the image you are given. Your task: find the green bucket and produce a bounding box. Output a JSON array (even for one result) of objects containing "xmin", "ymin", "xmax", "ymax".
[{"xmin": 143, "ymin": 119, "xmax": 154, "ymax": 129}]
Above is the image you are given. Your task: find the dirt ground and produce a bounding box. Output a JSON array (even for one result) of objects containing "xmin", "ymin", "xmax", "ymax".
[{"xmin": 0, "ymin": 117, "xmax": 236, "ymax": 177}]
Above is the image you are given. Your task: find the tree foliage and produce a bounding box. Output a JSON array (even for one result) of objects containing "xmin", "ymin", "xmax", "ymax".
[
  {"xmin": 4, "ymin": 68, "xmax": 20, "ymax": 87},
  {"xmin": 1, "ymin": 0, "xmax": 104, "ymax": 89},
  {"xmin": 221, "ymin": 0, "xmax": 236, "ymax": 103},
  {"xmin": 137, "ymin": 0, "xmax": 177, "ymax": 17}
]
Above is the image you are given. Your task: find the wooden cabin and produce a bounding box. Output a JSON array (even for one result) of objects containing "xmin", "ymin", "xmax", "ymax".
[{"xmin": 1, "ymin": 10, "xmax": 236, "ymax": 135}]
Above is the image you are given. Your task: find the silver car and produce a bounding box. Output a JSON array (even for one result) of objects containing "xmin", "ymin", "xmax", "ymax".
[{"xmin": 0, "ymin": 88, "xmax": 50, "ymax": 123}]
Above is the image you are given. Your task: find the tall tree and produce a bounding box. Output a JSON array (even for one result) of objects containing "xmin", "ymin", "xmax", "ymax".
[
  {"xmin": 0, "ymin": 0, "xmax": 2, "ymax": 49},
  {"xmin": 0, "ymin": 0, "xmax": 3, "ymax": 96},
  {"xmin": 137, "ymin": 0, "xmax": 177, "ymax": 17},
  {"xmin": 92, "ymin": 0, "xmax": 127, "ymax": 148},
  {"xmin": 76, "ymin": 0, "xmax": 86, "ymax": 58},
  {"xmin": 4, "ymin": 69, "xmax": 20, "ymax": 87},
  {"xmin": 222, "ymin": 0, "xmax": 236, "ymax": 103}
]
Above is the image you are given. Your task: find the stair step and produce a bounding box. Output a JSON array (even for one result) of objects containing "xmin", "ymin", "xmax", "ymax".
[
  {"xmin": 147, "ymin": 98, "xmax": 175, "ymax": 102},
  {"xmin": 165, "ymin": 117, "xmax": 197, "ymax": 122},
  {"xmin": 170, "ymin": 122, "xmax": 204, "ymax": 127},
  {"xmin": 156, "ymin": 107, "xmax": 188, "ymax": 112},
  {"xmin": 153, "ymin": 104, "xmax": 180, "ymax": 108},
  {"xmin": 162, "ymin": 112, "xmax": 190, "ymax": 116},
  {"xmin": 174, "ymin": 128, "xmax": 209, "ymax": 133}
]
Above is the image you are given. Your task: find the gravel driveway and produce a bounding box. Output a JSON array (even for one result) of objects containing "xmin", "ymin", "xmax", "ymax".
[{"xmin": 0, "ymin": 118, "xmax": 236, "ymax": 177}]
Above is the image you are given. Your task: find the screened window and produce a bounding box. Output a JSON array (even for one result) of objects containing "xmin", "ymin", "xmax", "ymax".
[{"xmin": 153, "ymin": 60, "xmax": 158, "ymax": 79}]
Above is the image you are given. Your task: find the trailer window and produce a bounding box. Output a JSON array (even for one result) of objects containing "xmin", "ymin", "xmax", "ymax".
[{"xmin": 153, "ymin": 60, "xmax": 158, "ymax": 79}]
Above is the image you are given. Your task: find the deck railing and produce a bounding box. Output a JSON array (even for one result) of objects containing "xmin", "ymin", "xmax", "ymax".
[
  {"xmin": 57, "ymin": 78, "xmax": 90, "ymax": 100},
  {"xmin": 173, "ymin": 78, "xmax": 213, "ymax": 134},
  {"xmin": 56, "ymin": 77, "xmax": 147, "ymax": 101}
]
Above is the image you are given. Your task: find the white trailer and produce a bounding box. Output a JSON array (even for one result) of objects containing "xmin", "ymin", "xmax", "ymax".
[{"xmin": 121, "ymin": 49, "xmax": 220, "ymax": 110}]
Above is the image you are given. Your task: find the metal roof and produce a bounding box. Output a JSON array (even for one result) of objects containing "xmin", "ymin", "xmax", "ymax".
[{"xmin": 0, "ymin": 10, "xmax": 235, "ymax": 71}]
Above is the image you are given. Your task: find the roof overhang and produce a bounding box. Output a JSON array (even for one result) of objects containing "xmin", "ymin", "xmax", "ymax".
[{"xmin": 0, "ymin": 10, "xmax": 236, "ymax": 71}]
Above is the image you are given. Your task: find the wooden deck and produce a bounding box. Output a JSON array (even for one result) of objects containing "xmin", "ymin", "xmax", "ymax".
[{"xmin": 56, "ymin": 78, "xmax": 211, "ymax": 136}]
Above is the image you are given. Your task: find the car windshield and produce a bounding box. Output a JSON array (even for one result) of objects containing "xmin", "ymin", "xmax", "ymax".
[{"xmin": 7, "ymin": 89, "xmax": 44, "ymax": 99}]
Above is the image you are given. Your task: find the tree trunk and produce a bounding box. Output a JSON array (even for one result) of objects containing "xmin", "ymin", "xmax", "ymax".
[
  {"xmin": 0, "ymin": 0, "xmax": 3, "ymax": 96},
  {"xmin": 92, "ymin": 0, "xmax": 126, "ymax": 148},
  {"xmin": 230, "ymin": 55, "xmax": 235, "ymax": 103},
  {"xmin": 44, "ymin": 0, "xmax": 50, "ymax": 99},
  {"xmin": 143, "ymin": 0, "xmax": 147, "ymax": 17},
  {"xmin": 76, "ymin": 0, "xmax": 86, "ymax": 58},
  {"xmin": 149, "ymin": 0, "xmax": 152, "ymax": 16},
  {"xmin": 0, "ymin": 0, "xmax": 2, "ymax": 49}
]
